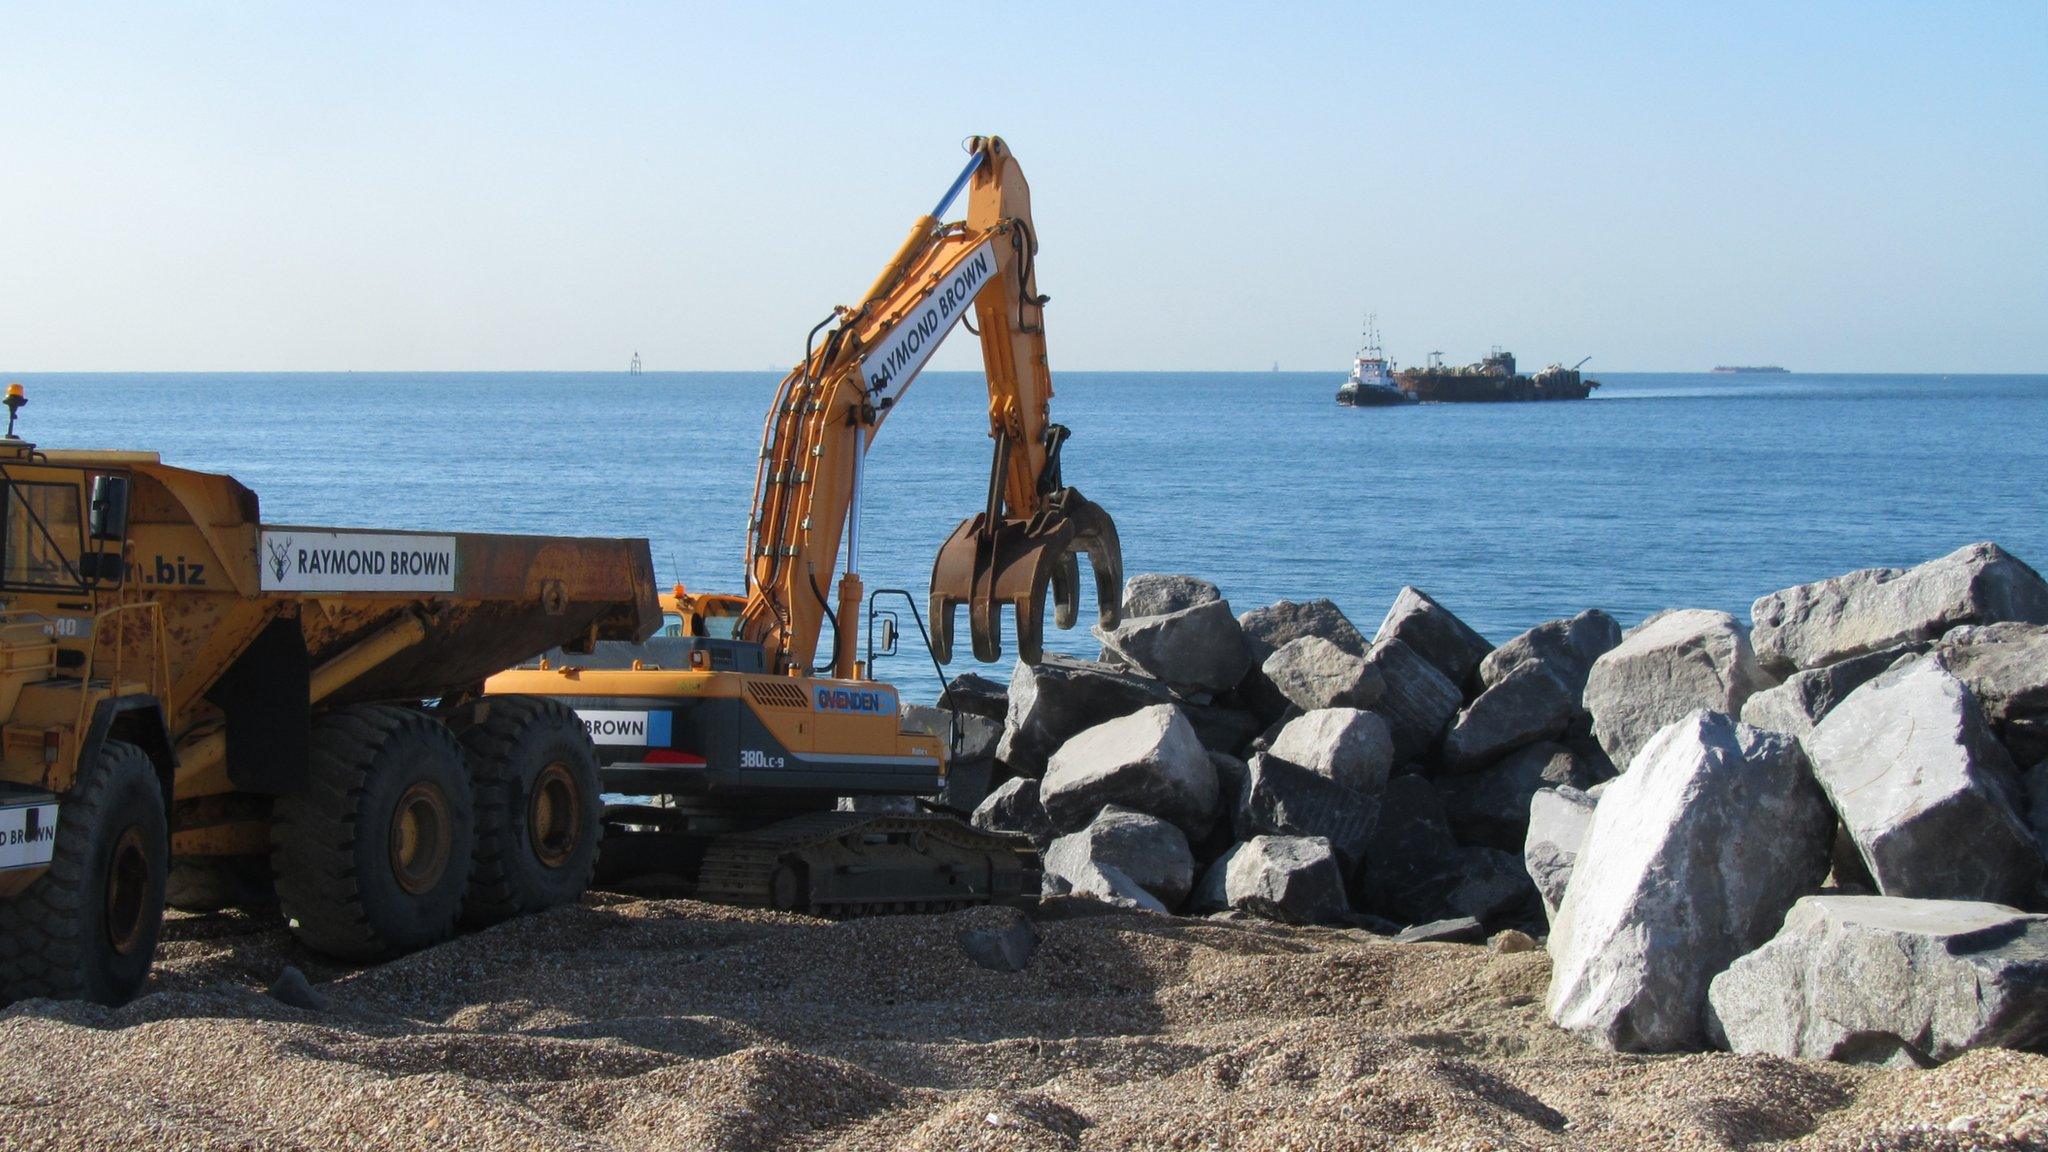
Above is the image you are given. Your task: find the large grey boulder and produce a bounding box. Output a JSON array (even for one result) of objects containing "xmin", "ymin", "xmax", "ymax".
[
  {"xmin": 1440, "ymin": 664, "xmax": 1577, "ymax": 773},
  {"xmin": 903, "ymin": 703, "xmax": 1003, "ymax": 762},
  {"xmin": 1707, "ymin": 896, "xmax": 2048, "ymax": 1065},
  {"xmin": 999, "ymin": 654, "xmax": 1174, "ymax": 775},
  {"xmin": 1238, "ymin": 598, "xmax": 1369, "ymax": 661},
  {"xmin": 1041, "ymin": 804, "xmax": 1196, "ymax": 910},
  {"xmin": 1750, "ymin": 542, "xmax": 2048, "ymax": 677},
  {"xmin": 937, "ymin": 758, "xmax": 995, "ymax": 814},
  {"xmin": 1739, "ymin": 642, "xmax": 1928, "ymax": 741},
  {"xmin": 1585, "ymin": 609, "xmax": 1772, "ymax": 771},
  {"xmin": 2012, "ymin": 721, "xmax": 2048, "ymax": 776},
  {"xmin": 1546, "ymin": 712, "xmax": 1834, "ymax": 1052},
  {"xmin": 1040, "ymin": 704, "xmax": 1218, "ymax": 838},
  {"xmin": 1121, "ymin": 573, "xmax": 1223, "ymax": 619},
  {"xmin": 1525, "ymin": 783, "xmax": 1600, "ymax": 923},
  {"xmin": 1396, "ymin": 917, "xmax": 1488, "ymax": 944},
  {"xmin": 1042, "ymin": 858, "xmax": 1170, "ymax": 915},
  {"xmin": 1373, "ymin": 586, "xmax": 1494, "ymax": 688},
  {"xmin": 1262, "ymin": 636, "xmax": 1385, "ymax": 712},
  {"xmin": 1934, "ymin": 623, "xmax": 2048, "ymax": 765},
  {"xmin": 957, "ymin": 906, "xmax": 1041, "ymax": 972},
  {"xmin": 1441, "ymin": 740, "xmax": 1604, "ymax": 852},
  {"xmin": 1179, "ymin": 701, "xmax": 1262, "ymax": 757},
  {"xmin": 1443, "ymin": 847, "xmax": 1543, "ymax": 927},
  {"xmin": 1234, "ymin": 599, "xmax": 1371, "ymax": 724},
  {"xmin": 1196, "ymin": 836, "xmax": 1350, "ymax": 925},
  {"xmin": 1190, "ymin": 751, "xmax": 1252, "ymax": 863},
  {"xmin": 1242, "ymin": 707, "xmax": 1302, "ymax": 757},
  {"xmin": 1805, "ymin": 659, "xmax": 2040, "ymax": 904},
  {"xmin": 1358, "ymin": 775, "xmax": 1536, "ymax": 926},
  {"xmin": 1265, "ymin": 707, "xmax": 1394, "ymax": 796},
  {"xmin": 1477, "ymin": 609, "xmax": 1621, "ymax": 695},
  {"xmin": 1360, "ymin": 637, "xmax": 1463, "ymax": 763},
  {"xmin": 942, "ymin": 672, "xmax": 1010, "ymax": 722},
  {"xmin": 971, "ymin": 776, "xmax": 1054, "ymax": 845},
  {"xmin": 1188, "ymin": 844, "xmax": 1234, "ymax": 912},
  {"xmin": 1236, "ymin": 753, "xmax": 1380, "ymax": 867},
  {"xmin": 1095, "ymin": 597, "xmax": 1250, "ymax": 696}
]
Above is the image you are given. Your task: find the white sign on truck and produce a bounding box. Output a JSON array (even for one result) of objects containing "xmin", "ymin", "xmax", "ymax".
[
  {"xmin": 260, "ymin": 530, "xmax": 458, "ymax": 593},
  {"xmin": 0, "ymin": 800, "xmax": 58, "ymax": 871},
  {"xmin": 860, "ymin": 239, "xmax": 999, "ymax": 414}
]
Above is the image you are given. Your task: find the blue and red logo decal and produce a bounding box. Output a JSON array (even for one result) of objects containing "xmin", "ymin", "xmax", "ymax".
[{"xmin": 813, "ymin": 686, "xmax": 895, "ymax": 715}]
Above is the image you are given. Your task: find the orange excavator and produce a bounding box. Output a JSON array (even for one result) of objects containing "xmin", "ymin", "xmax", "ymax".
[{"xmin": 483, "ymin": 135, "xmax": 1123, "ymax": 912}]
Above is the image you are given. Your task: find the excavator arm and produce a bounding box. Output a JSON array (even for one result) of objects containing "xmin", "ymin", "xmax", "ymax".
[{"xmin": 740, "ymin": 135, "xmax": 1122, "ymax": 678}]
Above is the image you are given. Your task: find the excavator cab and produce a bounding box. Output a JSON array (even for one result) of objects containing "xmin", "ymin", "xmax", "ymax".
[{"xmin": 660, "ymin": 587, "xmax": 747, "ymax": 640}]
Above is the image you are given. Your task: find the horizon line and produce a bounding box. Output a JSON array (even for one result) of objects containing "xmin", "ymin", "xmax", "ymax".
[{"xmin": 2, "ymin": 367, "xmax": 2040, "ymax": 378}]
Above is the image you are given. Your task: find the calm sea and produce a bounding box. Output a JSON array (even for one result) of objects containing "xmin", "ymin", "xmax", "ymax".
[{"xmin": 12, "ymin": 371, "xmax": 2045, "ymax": 705}]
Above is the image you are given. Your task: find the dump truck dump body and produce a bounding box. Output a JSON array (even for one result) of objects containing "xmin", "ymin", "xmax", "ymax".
[
  {"xmin": 249, "ymin": 527, "xmax": 659, "ymax": 707},
  {"xmin": 0, "ymin": 451, "xmax": 655, "ymax": 799}
]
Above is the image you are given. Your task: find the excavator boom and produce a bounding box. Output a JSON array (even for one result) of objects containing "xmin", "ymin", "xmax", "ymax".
[{"xmin": 741, "ymin": 135, "xmax": 1122, "ymax": 677}]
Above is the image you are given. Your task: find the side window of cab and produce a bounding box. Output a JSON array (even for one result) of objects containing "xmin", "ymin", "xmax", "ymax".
[{"xmin": 1, "ymin": 480, "xmax": 88, "ymax": 591}]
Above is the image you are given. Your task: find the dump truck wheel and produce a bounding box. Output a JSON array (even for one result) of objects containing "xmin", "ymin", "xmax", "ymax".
[
  {"xmin": 273, "ymin": 706, "xmax": 474, "ymax": 961},
  {"xmin": 0, "ymin": 740, "xmax": 167, "ymax": 1005},
  {"xmin": 459, "ymin": 696, "xmax": 601, "ymax": 926},
  {"xmin": 166, "ymin": 854, "xmax": 277, "ymax": 913}
]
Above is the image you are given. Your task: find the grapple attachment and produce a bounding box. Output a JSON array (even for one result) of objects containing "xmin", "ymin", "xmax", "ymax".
[{"xmin": 929, "ymin": 488, "xmax": 1122, "ymax": 665}]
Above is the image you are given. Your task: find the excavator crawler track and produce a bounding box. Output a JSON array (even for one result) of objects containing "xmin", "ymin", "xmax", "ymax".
[{"xmin": 692, "ymin": 811, "xmax": 1036, "ymax": 915}]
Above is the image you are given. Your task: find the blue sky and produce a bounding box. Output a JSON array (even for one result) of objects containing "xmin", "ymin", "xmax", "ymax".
[{"xmin": 1, "ymin": 3, "xmax": 2043, "ymax": 372}]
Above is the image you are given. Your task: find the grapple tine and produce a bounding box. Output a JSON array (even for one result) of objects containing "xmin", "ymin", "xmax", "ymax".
[
  {"xmin": 1051, "ymin": 552, "xmax": 1079, "ymax": 631},
  {"xmin": 1054, "ymin": 488, "xmax": 1123, "ymax": 632},
  {"xmin": 927, "ymin": 488, "xmax": 1125, "ymax": 666}
]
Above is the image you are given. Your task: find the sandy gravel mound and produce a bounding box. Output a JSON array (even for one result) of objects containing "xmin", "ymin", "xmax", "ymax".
[{"xmin": 1, "ymin": 895, "xmax": 2042, "ymax": 1150}]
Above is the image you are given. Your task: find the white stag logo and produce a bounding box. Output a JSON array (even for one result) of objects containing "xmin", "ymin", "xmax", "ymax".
[{"xmin": 265, "ymin": 535, "xmax": 293, "ymax": 583}]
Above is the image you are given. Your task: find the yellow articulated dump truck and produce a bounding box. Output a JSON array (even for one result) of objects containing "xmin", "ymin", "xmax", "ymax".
[{"xmin": 0, "ymin": 389, "xmax": 657, "ymax": 1003}]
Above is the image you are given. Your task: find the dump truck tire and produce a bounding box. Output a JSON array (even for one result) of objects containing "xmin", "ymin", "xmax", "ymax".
[
  {"xmin": 166, "ymin": 854, "xmax": 277, "ymax": 913},
  {"xmin": 0, "ymin": 740, "xmax": 167, "ymax": 1005},
  {"xmin": 459, "ymin": 695, "xmax": 601, "ymax": 926},
  {"xmin": 273, "ymin": 706, "xmax": 473, "ymax": 961}
]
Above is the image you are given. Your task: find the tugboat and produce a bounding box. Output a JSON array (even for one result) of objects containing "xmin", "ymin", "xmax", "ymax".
[{"xmin": 1336, "ymin": 317, "xmax": 1416, "ymax": 407}]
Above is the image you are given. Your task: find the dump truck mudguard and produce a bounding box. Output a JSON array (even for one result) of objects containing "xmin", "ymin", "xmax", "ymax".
[
  {"xmin": 202, "ymin": 616, "xmax": 312, "ymax": 795},
  {"xmin": 80, "ymin": 697, "xmax": 176, "ymax": 803}
]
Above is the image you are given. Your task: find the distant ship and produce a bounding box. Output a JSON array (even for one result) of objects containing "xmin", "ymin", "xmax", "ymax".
[
  {"xmin": 1335, "ymin": 317, "xmax": 1416, "ymax": 407},
  {"xmin": 1396, "ymin": 348, "xmax": 1598, "ymax": 403},
  {"xmin": 1711, "ymin": 365, "xmax": 1787, "ymax": 374},
  {"xmin": 629, "ymin": 351, "xmax": 643, "ymax": 375}
]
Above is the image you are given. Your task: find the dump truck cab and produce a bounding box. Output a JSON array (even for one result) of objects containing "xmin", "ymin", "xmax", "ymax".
[
  {"xmin": 0, "ymin": 428, "xmax": 184, "ymax": 1003},
  {"xmin": 0, "ymin": 438, "xmax": 174, "ymax": 873}
]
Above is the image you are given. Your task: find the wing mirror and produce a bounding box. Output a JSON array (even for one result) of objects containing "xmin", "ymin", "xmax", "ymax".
[
  {"xmin": 89, "ymin": 475, "xmax": 130, "ymax": 541},
  {"xmin": 873, "ymin": 612, "xmax": 900, "ymax": 658}
]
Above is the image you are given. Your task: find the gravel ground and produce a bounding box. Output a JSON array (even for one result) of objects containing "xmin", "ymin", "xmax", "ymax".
[{"xmin": 1, "ymin": 895, "xmax": 2042, "ymax": 1151}]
